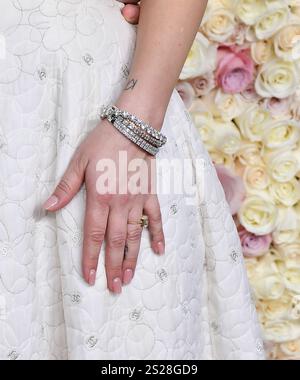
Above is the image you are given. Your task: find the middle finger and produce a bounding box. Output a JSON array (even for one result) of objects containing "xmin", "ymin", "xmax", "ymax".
[{"xmin": 105, "ymin": 208, "xmax": 128, "ymax": 294}]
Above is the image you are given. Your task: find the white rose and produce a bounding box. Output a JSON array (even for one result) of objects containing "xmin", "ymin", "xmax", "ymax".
[
  {"xmin": 255, "ymin": 5, "xmax": 290, "ymax": 40},
  {"xmin": 212, "ymin": 119, "xmax": 242, "ymax": 155},
  {"xmin": 276, "ymin": 241, "xmax": 300, "ymax": 258},
  {"xmin": 260, "ymin": 293, "xmax": 292, "ymax": 320},
  {"xmin": 264, "ymin": 150, "xmax": 299, "ymax": 182},
  {"xmin": 254, "ymin": 274, "xmax": 285, "ymax": 300},
  {"xmin": 236, "ymin": 0, "xmax": 267, "ymax": 25},
  {"xmin": 180, "ymin": 32, "xmax": 217, "ymax": 80},
  {"xmin": 251, "ymin": 39, "xmax": 275, "ymax": 64},
  {"xmin": 191, "ymin": 110, "xmax": 214, "ymax": 150},
  {"xmin": 235, "ymin": 104, "xmax": 271, "ymax": 142},
  {"xmin": 274, "ymin": 25, "xmax": 300, "ymax": 61},
  {"xmin": 214, "ymin": 89, "xmax": 247, "ymax": 121},
  {"xmin": 289, "ymin": 0, "xmax": 300, "ymax": 20},
  {"xmin": 237, "ymin": 142, "xmax": 264, "ymax": 166},
  {"xmin": 272, "ymin": 206, "xmax": 299, "ymax": 244},
  {"xmin": 202, "ymin": 7, "xmax": 236, "ymax": 43},
  {"xmin": 269, "ymin": 178, "xmax": 300, "ymax": 206},
  {"xmin": 244, "ymin": 165, "xmax": 270, "ymax": 191},
  {"xmin": 273, "ymin": 228, "xmax": 300, "ymax": 246},
  {"xmin": 282, "ymin": 264, "xmax": 300, "ymax": 293},
  {"xmin": 280, "ymin": 340, "xmax": 300, "ymax": 358},
  {"xmin": 262, "ymin": 120, "xmax": 300, "ymax": 150},
  {"xmin": 238, "ymin": 195, "xmax": 278, "ymax": 235},
  {"xmin": 263, "ymin": 321, "xmax": 300, "ymax": 343},
  {"xmin": 255, "ymin": 59, "xmax": 300, "ymax": 98},
  {"xmin": 291, "ymin": 295, "xmax": 300, "ymax": 320},
  {"xmin": 208, "ymin": 150, "xmax": 236, "ymax": 170}
]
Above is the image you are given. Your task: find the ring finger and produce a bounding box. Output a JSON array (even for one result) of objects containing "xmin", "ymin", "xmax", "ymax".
[{"xmin": 122, "ymin": 205, "xmax": 144, "ymax": 285}]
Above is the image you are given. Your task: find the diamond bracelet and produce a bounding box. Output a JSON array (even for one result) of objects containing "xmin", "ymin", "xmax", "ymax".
[{"xmin": 100, "ymin": 105, "xmax": 167, "ymax": 155}]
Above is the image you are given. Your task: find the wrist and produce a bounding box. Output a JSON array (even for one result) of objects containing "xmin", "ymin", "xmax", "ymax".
[{"xmin": 115, "ymin": 92, "xmax": 167, "ymax": 131}]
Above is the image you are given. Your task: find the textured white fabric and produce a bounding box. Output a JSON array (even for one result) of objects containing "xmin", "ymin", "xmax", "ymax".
[{"xmin": 0, "ymin": 0, "xmax": 265, "ymax": 360}]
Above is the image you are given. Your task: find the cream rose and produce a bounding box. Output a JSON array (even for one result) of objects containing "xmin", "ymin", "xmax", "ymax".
[
  {"xmin": 274, "ymin": 25, "xmax": 300, "ymax": 61},
  {"xmin": 255, "ymin": 59, "xmax": 300, "ymax": 98},
  {"xmin": 254, "ymin": 274, "xmax": 285, "ymax": 300},
  {"xmin": 291, "ymin": 295, "xmax": 300, "ymax": 320},
  {"xmin": 276, "ymin": 241, "xmax": 300, "ymax": 258},
  {"xmin": 255, "ymin": 5, "xmax": 290, "ymax": 40},
  {"xmin": 202, "ymin": 7, "xmax": 236, "ymax": 43},
  {"xmin": 272, "ymin": 206, "xmax": 299, "ymax": 245},
  {"xmin": 244, "ymin": 165, "xmax": 270, "ymax": 191},
  {"xmin": 237, "ymin": 142, "xmax": 264, "ymax": 166},
  {"xmin": 269, "ymin": 178, "xmax": 300, "ymax": 206},
  {"xmin": 191, "ymin": 110, "xmax": 215, "ymax": 150},
  {"xmin": 283, "ymin": 268, "xmax": 300, "ymax": 293},
  {"xmin": 264, "ymin": 150, "xmax": 299, "ymax": 182},
  {"xmin": 235, "ymin": 104, "xmax": 271, "ymax": 142},
  {"xmin": 214, "ymin": 89, "xmax": 247, "ymax": 120},
  {"xmin": 263, "ymin": 321, "xmax": 300, "ymax": 343},
  {"xmin": 251, "ymin": 39, "xmax": 275, "ymax": 64},
  {"xmin": 238, "ymin": 195, "xmax": 278, "ymax": 235},
  {"xmin": 289, "ymin": 0, "xmax": 300, "ymax": 20},
  {"xmin": 262, "ymin": 120, "xmax": 300, "ymax": 150},
  {"xmin": 180, "ymin": 32, "xmax": 217, "ymax": 80},
  {"xmin": 260, "ymin": 293, "xmax": 292, "ymax": 320},
  {"xmin": 212, "ymin": 119, "xmax": 242, "ymax": 155},
  {"xmin": 209, "ymin": 150, "xmax": 236, "ymax": 170},
  {"xmin": 236, "ymin": 0, "xmax": 267, "ymax": 26},
  {"xmin": 280, "ymin": 340, "xmax": 300, "ymax": 358}
]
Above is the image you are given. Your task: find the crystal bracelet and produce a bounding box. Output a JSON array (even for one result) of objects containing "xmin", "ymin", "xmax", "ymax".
[
  {"xmin": 101, "ymin": 106, "xmax": 167, "ymax": 147},
  {"xmin": 100, "ymin": 106, "xmax": 158, "ymax": 155}
]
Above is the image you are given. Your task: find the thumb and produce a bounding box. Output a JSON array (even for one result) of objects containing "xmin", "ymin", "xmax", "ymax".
[
  {"xmin": 43, "ymin": 154, "xmax": 87, "ymax": 212},
  {"xmin": 121, "ymin": 4, "xmax": 140, "ymax": 25}
]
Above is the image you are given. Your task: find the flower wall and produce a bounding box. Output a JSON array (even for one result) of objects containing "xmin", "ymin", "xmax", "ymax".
[{"xmin": 178, "ymin": 0, "xmax": 300, "ymax": 360}]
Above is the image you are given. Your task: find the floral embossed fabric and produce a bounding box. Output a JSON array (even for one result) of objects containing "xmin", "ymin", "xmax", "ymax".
[{"xmin": 0, "ymin": 0, "xmax": 264, "ymax": 360}]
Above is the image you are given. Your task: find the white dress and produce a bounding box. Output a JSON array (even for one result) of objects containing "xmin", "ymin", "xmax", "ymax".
[{"xmin": 0, "ymin": 0, "xmax": 265, "ymax": 360}]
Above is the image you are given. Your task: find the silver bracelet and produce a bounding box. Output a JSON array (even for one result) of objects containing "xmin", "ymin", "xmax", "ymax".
[
  {"xmin": 100, "ymin": 107, "xmax": 158, "ymax": 156},
  {"xmin": 100, "ymin": 105, "xmax": 167, "ymax": 155}
]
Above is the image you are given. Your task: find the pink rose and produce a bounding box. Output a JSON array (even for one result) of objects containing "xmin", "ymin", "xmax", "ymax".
[
  {"xmin": 190, "ymin": 72, "xmax": 216, "ymax": 97},
  {"xmin": 261, "ymin": 97, "xmax": 291, "ymax": 118},
  {"xmin": 215, "ymin": 164, "xmax": 246, "ymax": 215},
  {"xmin": 216, "ymin": 45, "xmax": 255, "ymax": 94},
  {"xmin": 238, "ymin": 227, "xmax": 272, "ymax": 258},
  {"xmin": 176, "ymin": 81, "xmax": 195, "ymax": 109}
]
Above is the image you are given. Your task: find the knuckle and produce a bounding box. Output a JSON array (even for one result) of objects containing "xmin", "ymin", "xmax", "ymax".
[
  {"xmin": 127, "ymin": 226, "xmax": 142, "ymax": 242},
  {"xmin": 87, "ymin": 229, "xmax": 105, "ymax": 244},
  {"xmin": 57, "ymin": 178, "xmax": 72, "ymax": 195},
  {"xmin": 109, "ymin": 232, "xmax": 126, "ymax": 248},
  {"xmin": 150, "ymin": 211, "xmax": 162, "ymax": 225}
]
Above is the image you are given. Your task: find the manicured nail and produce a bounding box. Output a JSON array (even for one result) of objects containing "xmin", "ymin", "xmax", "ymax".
[
  {"xmin": 43, "ymin": 195, "xmax": 58, "ymax": 210},
  {"xmin": 157, "ymin": 242, "xmax": 165, "ymax": 255},
  {"xmin": 112, "ymin": 277, "xmax": 122, "ymax": 294},
  {"xmin": 89, "ymin": 269, "xmax": 96, "ymax": 286},
  {"xmin": 123, "ymin": 269, "xmax": 133, "ymax": 285}
]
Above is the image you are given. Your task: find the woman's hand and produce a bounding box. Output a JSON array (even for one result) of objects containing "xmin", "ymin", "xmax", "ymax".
[
  {"xmin": 43, "ymin": 117, "xmax": 165, "ymax": 294},
  {"xmin": 117, "ymin": 0, "xmax": 140, "ymax": 25}
]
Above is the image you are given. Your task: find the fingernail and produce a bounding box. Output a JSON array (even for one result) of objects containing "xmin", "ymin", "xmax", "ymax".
[
  {"xmin": 112, "ymin": 277, "xmax": 122, "ymax": 294},
  {"xmin": 43, "ymin": 195, "xmax": 58, "ymax": 210},
  {"xmin": 157, "ymin": 242, "xmax": 165, "ymax": 255},
  {"xmin": 123, "ymin": 269, "xmax": 133, "ymax": 285},
  {"xmin": 89, "ymin": 269, "xmax": 96, "ymax": 286}
]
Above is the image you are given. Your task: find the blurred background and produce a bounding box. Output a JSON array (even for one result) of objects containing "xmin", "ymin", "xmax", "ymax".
[{"xmin": 177, "ymin": 0, "xmax": 300, "ymax": 360}]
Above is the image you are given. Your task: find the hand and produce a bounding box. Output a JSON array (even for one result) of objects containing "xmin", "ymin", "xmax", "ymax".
[
  {"xmin": 117, "ymin": 0, "xmax": 140, "ymax": 25},
  {"xmin": 43, "ymin": 115, "xmax": 165, "ymax": 294}
]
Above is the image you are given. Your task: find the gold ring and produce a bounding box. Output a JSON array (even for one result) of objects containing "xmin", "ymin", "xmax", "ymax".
[{"xmin": 128, "ymin": 215, "xmax": 149, "ymax": 228}]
